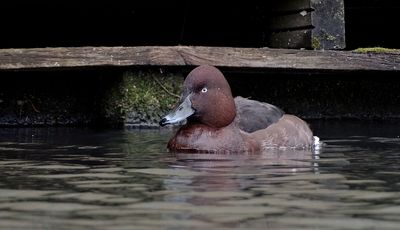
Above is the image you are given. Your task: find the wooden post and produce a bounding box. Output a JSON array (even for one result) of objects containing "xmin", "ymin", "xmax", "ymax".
[{"xmin": 269, "ymin": 0, "xmax": 345, "ymax": 50}]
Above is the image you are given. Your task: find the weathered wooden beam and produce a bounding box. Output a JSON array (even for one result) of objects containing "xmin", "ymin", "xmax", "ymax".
[{"xmin": 0, "ymin": 46, "xmax": 399, "ymax": 72}]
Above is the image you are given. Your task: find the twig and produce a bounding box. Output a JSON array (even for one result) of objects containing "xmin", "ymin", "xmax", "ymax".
[
  {"xmin": 29, "ymin": 100, "xmax": 40, "ymax": 113},
  {"xmin": 152, "ymin": 76, "xmax": 180, "ymax": 99}
]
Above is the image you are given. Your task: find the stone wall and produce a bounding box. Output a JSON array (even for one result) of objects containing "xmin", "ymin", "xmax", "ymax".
[{"xmin": 0, "ymin": 68, "xmax": 399, "ymax": 127}]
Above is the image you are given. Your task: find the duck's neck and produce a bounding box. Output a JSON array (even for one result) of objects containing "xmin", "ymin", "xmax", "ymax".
[{"xmin": 167, "ymin": 122, "xmax": 259, "ymax": 153}]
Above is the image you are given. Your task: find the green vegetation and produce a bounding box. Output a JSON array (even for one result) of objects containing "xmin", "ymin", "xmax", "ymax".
[
  {"xmin": 103, "ymin": 70, "xmax": 183, "ymax": 126},
  {"xmin": 311, "ymin": 37, "xmax": 321, "ymax": 50},
  {"xmin": 354, "ymin": 47, "xmax": 400, "ymax": 54}
]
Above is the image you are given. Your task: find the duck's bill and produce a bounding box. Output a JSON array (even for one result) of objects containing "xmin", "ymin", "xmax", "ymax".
[{"xmin": 159, "ymin": 95, "xmax": 195, "ymax": 126}]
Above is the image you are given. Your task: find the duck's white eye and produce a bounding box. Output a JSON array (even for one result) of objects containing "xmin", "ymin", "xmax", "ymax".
[{"xmin": 201, "ymin": 87, "xmax": 208, "ymax": 93}]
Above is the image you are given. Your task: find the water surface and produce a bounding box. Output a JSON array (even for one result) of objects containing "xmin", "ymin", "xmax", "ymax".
[{"xmin": 1, "ymin": 121, "xmax": 400, "ymax": 230}]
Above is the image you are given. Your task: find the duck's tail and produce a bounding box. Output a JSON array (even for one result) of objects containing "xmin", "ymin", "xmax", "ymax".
[{"xmin": 313, "ymin": 136, "xmax": 323, "ymax": 154}]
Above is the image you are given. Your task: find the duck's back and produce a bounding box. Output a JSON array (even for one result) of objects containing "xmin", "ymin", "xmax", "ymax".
[{"xmin": 234, "ymin": 96, "xmax": 284, "ymax": 133}]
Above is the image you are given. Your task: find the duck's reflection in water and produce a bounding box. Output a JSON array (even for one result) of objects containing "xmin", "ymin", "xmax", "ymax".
[
  {"xmin": 173, "ymin": 148, "xmax": 318, "ymax": 172},
  {"xmin": 162, "ymin": 149, "xmax": 320, "ymax": 206},
  {"xmin": 156, "ymin": 150, "xmax": 318, "ymax": 223}
]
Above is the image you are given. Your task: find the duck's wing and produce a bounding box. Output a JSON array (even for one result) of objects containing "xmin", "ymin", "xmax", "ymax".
[
  {"xmin": 252, "ymin": 114, "xmax": 314, "ymax": 148},
  {"xmin": 234, "ymin": 96, "xmax": 284, "ymax": 133}
]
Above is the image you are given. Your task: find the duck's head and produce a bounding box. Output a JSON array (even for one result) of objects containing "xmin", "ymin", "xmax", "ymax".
[{"xmin": 159, "ymin": 65, "xmax": 236, "ymax": 128}]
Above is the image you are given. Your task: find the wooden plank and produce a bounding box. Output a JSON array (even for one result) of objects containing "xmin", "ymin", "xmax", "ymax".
[
  {"xmin": 0, "ymin": 46, "xmax": 399, "ymax": 72},
  {"xmin": 269, "ymin": 29, "xmax": 312, "ymax": 49},
  {"xmin": 270, "ymin": 0, "xmax": 310, "ymax": 12},
  {"xmin": 268, "ymin": 0, "xmax": 345, "ymax": 50},
  {"xmin": 269, "ymin": 11, "xmax": 312, "ymax": 31}
]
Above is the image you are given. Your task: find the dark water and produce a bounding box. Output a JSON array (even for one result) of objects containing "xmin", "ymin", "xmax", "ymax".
[{"xmin": 1, "ymin": 121, "xmax": 400, "ymax": 230}]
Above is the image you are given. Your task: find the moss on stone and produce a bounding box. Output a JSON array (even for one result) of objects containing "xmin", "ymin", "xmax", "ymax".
[
  {"xmin": 354, "ymin": 47, "xmax": 400, "ymax": 54},
  {"xmin": 325, "ymin": 34, "xmax": 336, "ymax": 41},
  {"xmin": 311, "ymin": 37, "xmax": 321, "ymax": 50},
  {"xmin": 103, "ymin": 70, "xmax": 183, "ymax": 126}
]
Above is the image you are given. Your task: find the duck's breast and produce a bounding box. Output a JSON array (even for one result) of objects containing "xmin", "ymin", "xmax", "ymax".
[{"xmin": 168, "ymin": 123, "xmax": 259, "ymax": 153}]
